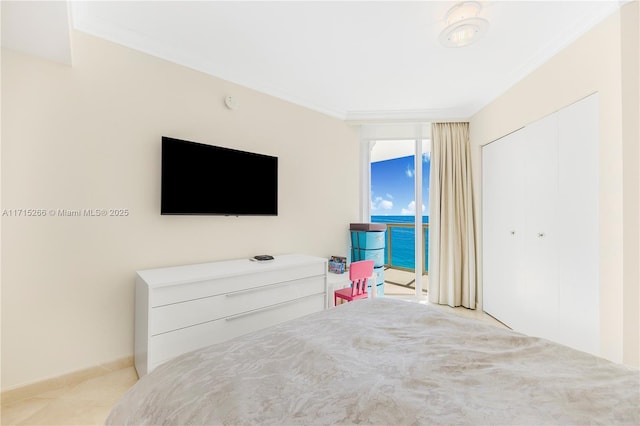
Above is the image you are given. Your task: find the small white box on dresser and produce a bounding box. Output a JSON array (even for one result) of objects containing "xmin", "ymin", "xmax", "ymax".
[{"xmin": 135, "ymin": 254, "xmax": 327, "ymax": 376}]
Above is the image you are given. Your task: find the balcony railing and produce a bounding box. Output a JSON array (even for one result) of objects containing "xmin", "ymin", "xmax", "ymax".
[{"xmin": 382, "ymin": 223, "xmax": 429, "ymax": 275}]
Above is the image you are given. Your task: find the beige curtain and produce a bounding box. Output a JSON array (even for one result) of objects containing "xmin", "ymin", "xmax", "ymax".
[{"xmin": 428, "ymin": 122, "xmax": 477, "ymax": 309}]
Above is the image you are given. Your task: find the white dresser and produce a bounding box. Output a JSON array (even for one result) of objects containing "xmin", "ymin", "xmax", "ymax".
[{"xmin": 135, "ymin": 254, "xmax": 327, "ymax": 376}]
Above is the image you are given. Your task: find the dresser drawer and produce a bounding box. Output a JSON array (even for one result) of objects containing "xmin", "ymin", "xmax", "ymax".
[
  {"xmin": 148, "ymin": 293, "xmax": 325, "ymax": 371},
  {"xmin": 150, "ymin": 263, "xmax": 325, "ymax": 307},
  {"xmin": 350, "ymin": 231, "xmax": 386, "ymax": 250},
  {"xmin": 351, "ymin": 247, "xmax": 385, "ymax": 267},
  {"xmin": 374, "ymin": 266, "xmax": 384, "ymax": 285},
  {"xmin": 150, "ymin": 276, "xmax": 325, "ymax": 336},
  {"xmin": 368, "ymin": 282, "xmax": 384, "ymax": 297}
]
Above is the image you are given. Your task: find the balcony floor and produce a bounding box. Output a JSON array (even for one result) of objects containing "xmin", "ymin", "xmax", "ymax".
[{"xmin": 383, "ymin": 267, "xmax": 428, "ymax": 296}]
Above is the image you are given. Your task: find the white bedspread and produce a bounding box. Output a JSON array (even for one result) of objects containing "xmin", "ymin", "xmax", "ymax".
[{"xmin": 107, "ymin": 298, "xmax": 639, "ymax": 425}]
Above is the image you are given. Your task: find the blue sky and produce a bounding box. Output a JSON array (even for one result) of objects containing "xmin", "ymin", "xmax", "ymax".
[{"xmin": 371, "ymin": 153, "xmax": 430, "ymax": 216}]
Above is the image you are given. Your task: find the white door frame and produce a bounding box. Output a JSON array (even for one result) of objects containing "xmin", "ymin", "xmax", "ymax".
[{"xmin": 359, "ymin": 123, "xmax": 431, "ymax": 298}]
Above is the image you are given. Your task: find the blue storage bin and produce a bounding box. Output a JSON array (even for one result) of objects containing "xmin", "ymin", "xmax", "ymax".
[
  {"xmin": 350, "ymin": 231, "xmax": 386, "ymax": 250},
  {"xmin": 349, "ymin": 226, "xmax": 386, "ymax": 297},
  {"xmin": 374, "ymin": 266, "xmax": 384, "ymax": 285},
  {"xmin": 351, "ymin": 247, "xmax": 384, "ymax": 267},
  {"xmin": 367, "ymin": 282, "xmax": 384, "ymax": 297}
]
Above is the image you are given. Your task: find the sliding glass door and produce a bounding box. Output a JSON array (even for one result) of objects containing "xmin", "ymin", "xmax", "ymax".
[{"xmin": 367, "ymin": 136, "xmax": 430, "ymax": 298}]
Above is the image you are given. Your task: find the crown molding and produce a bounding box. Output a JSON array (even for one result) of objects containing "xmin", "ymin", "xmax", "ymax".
[{"xmin": 344, "ymin": 108, "xmax": 470, "ymax": 125}]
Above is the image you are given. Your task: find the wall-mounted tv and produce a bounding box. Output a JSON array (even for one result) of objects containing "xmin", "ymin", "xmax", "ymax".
[{"xmin": 161, "ymin": 136, "xmax": 278, "ymax": 216}]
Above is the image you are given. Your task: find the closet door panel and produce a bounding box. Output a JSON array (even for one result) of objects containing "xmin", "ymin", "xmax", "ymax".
[
  {"xmin": 521, "ymin": 114, "xmax": 560, "ymax": 341},
  {"xmin": 482, "ymin": 94, "xmax": 600, "ymax": 357},
  {"xmin": 482, "ymin": 130, "xmax": 525, "ymax": 329},
  {"xmin": 557, "ymin": 94, "xmax": 599, "ymax": 354}
]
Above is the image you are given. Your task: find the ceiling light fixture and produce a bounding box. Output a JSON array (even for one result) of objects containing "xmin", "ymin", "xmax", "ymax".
[{"xmin": 439, "ymin": 1, "xmax": 489, "ymax": 48}]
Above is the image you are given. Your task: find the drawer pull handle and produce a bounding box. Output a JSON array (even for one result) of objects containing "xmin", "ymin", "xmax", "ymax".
[
  {"xmin": 225, "ymin": 296, "xmax": 312, "ymax": 321},
  {"xmin": 225, "ymin": 279, "xmax": 312, "ymax": 297}
]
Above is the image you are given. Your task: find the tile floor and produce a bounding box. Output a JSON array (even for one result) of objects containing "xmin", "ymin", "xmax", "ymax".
[
  {"xmin": 1, "ymin": 299, "xmax": 506, "ymax": 425},
  {"xmin": 1, "ymin": 366, "xmax": 138, "ymax": 426}
]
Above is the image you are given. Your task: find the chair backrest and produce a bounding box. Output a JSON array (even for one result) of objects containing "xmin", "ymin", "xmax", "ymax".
[{"xmin": 349, "ymin": 260, "xmax": 375, "ymax": 297}]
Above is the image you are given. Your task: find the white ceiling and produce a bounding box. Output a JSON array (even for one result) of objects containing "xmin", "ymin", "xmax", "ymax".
[
  {"xmin": 2, "ymin": 1, "xmax": 627, "ymax": 121},
  {"xmin": 1, "ymin": 1, "xmax": 72, "ymax": 65}
]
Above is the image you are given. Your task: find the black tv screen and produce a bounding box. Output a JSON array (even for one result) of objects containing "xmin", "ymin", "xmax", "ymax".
[{"xmin": 161, "ymin": 137, "xmax": 278, "ymax": 216}]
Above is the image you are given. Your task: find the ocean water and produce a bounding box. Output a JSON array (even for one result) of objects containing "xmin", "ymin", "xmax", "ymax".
[{"xmin": 370, "ymin": 216, "xmax": 429, "ymax": 271}]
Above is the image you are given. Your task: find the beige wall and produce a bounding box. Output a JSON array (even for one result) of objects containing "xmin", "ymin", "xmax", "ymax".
[
  {"xmin": 470, "ymin": 3, "xmax": 639, "ymax": 367},
  {"xmin": 1, "ymin": 31, "xmax": 360, "ymax": 390},
  {"xmin": 620, "ymin": 0, "xmax": 640, "ymax": 370},
  {"xmin": 621, "ymin": 0, "xmax": 640, "ymax": 370}
]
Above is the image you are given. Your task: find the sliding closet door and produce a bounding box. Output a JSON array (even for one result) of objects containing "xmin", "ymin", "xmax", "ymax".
[
  {"xmin": 557, "ymin": 94, "xmax": 599, "ymax": 354},
  {"xmin": 482, "ymin": 130, "xmax": 525, "ymax": 328},
  {"xmin": 483, "ymin": 93, "xmax": 600, "ymax": 356},
  {"xmin": 520, "ymin": 114, "xmax": 560, "ymax": 340}
]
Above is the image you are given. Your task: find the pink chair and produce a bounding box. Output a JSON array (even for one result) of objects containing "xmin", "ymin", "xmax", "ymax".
[{"xmin": 334, "ymin": 260, "xmax": 375, "ymax": 306}]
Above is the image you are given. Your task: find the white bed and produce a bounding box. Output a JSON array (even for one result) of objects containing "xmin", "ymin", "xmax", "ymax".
[{"xmin": 107, "ymin": 298, "xmax": 639, "ymax": 425}]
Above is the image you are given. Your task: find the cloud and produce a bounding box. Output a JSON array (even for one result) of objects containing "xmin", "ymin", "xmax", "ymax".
[
  {"xmin": 405, "ymin": 165, "xmax": 414, "ymax": 178},
  {"xmin": 371, "ymin": 196, "xmax": 393, "ymax": 211},
  {"xmin": 400, "ymin": 200, "xmax": 425, "ymax": 215}
]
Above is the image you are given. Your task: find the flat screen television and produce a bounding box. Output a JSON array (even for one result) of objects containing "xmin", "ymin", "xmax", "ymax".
[{"xmin": 161, "ymin": 136, "xmax": 278, "ymax": 216}]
